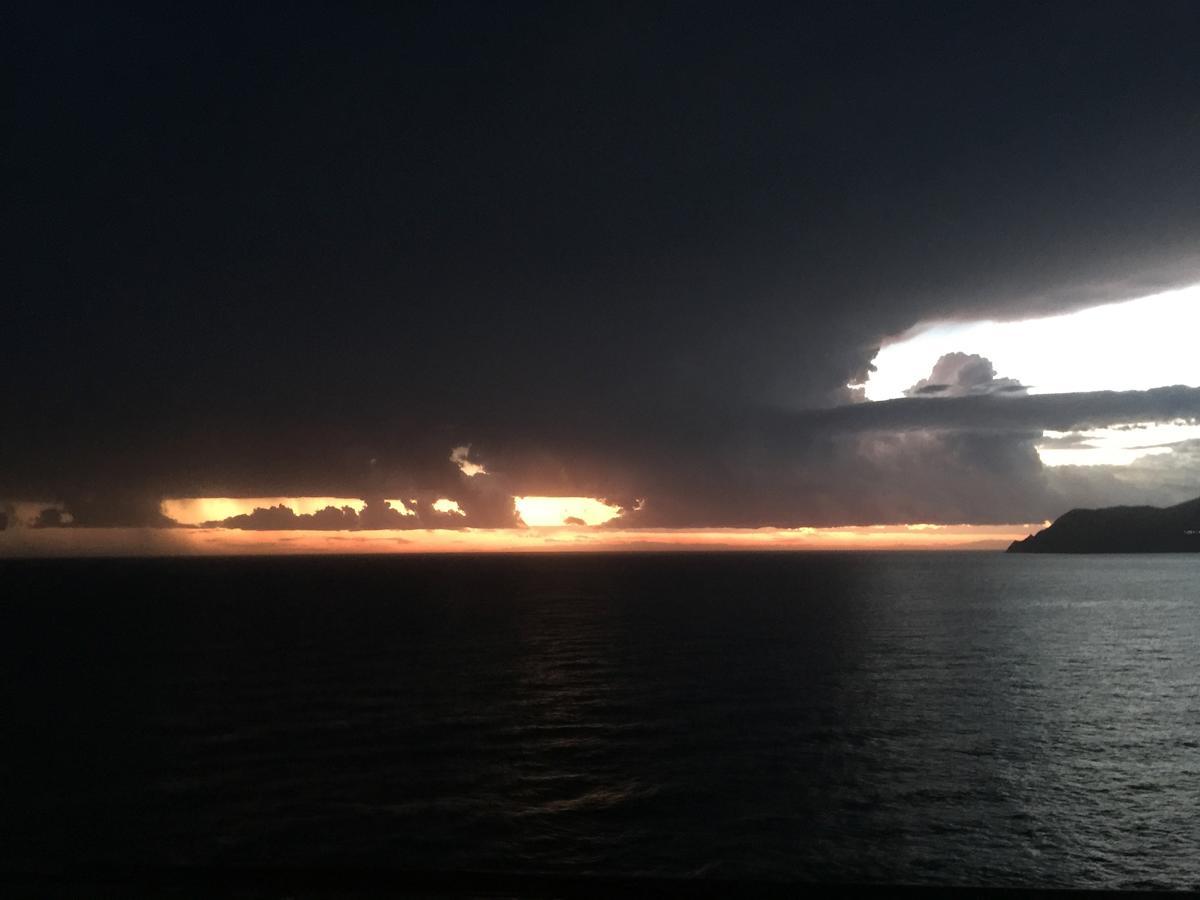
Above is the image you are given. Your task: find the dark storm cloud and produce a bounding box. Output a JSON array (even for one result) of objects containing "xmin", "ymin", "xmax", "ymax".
[
  {"xmin": 467, "ymin": 384, "xmax": 1200, "ymax": 527},
  {"xmin": 5, "ymin": 2, "xmax": 1200, "ymax": 528},
  {"xmin": 789, "ymin": 386, "xmax": 1200, "ymax": 437},
  {"xmin": 1034, "ymin": 433, "xmax": 1093, "ymax": 450},
  {"xmin": 599, "ymin": 424, "xmax": 1198, "ymax": 529},
  {"xmin": 208, "ymin": 501, "xmax": 421, "ymax": 531},
  {"xmin": 32, "ymin": 508, "xmax": 71, "ymax": 529},
  {"xmin": 14, "ymin": 385, "xmax": 1200, "ymax": 529},
  {"xmin": 202, "ymin": 489, "xmax": 517, "ymax": 532},
  {"xmin": 1044, "ymin": 440, "xmax": 1200, "ymax": 511},
  {"xmin": 24, "ymin": 493, "xmax": 176, "ymax": 529},
  {"xmin": 209, "ymin": 504, "xmax": 358, "ymax": 531}
]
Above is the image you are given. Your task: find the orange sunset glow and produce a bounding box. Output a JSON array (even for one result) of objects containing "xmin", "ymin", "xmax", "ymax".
[
  {"xmin": 0, "ymin": 521, "xmax": 1041, "ymax": 557},
  {"xmin": 0, "ymin": 492, "xmax": 1052, "ymax": 556},
  {"xmin": 162, "ymin": 497, "xmax": 368, "ymax": 525},
  {"xmin": 514, "ymin": 496, "xmax": 623, "ymax": 527}
]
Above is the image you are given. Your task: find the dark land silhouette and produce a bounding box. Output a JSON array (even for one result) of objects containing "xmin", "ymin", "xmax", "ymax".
[{"xmin": 1007, "ymin": 496, "xmax": 1200, "ymax": 553}]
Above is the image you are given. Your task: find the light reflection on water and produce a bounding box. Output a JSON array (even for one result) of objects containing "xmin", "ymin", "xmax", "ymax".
[{"xmin": 2, "ymin": 552, "xmax": 1199, "ymax": 889}]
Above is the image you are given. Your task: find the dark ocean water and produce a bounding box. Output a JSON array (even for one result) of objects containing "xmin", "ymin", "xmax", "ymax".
[{"xmin": 2, "ymin": 552, "xmax": 1199, "ymax": 890}]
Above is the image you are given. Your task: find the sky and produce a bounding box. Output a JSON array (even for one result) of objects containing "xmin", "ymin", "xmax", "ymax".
[{"xmin": 4, "ymin": 2, "xmax": 1200, "ymax": 554}]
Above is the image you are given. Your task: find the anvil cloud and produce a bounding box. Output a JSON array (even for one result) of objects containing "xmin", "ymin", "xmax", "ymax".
[{"xmin": 4, "ymin": 3, "xmax": 1200, "ymax": 547}]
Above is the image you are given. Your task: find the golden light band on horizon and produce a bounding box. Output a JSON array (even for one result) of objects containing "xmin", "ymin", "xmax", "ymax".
[
  {"xmin": 147, "ymin": 496, "xmax": 1037, "ymax": 547},
  {"xmin": 0, "ymin": 522, "xmax": 1043, "ymax": 557}
]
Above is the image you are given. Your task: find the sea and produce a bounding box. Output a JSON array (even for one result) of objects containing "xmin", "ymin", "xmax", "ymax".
[{"xmin": 2, "ymin": 552, "xmax": 1199, "ymax": 891}]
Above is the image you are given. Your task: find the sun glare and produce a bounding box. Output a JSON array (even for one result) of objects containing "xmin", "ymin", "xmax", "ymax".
[{"xmin": 514, "ymin": 496, "xmax": 623, "ymax": 527}]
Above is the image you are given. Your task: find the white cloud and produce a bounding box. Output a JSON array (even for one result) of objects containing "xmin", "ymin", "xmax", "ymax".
[
  {"xmin": 450, "ymin": 446, "xmax": 487, "ymax": 477},
  {"xmin": 905, "ymin": 352, "xmax": 1025, "ymax": 398}
]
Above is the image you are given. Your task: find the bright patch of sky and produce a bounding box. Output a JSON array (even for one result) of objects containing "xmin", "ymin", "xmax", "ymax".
[
  {"xmin": 863, "ymin": 284, "xmax": 1200, "ymax": 468},
  {"xmin": 515, "ymin": 496, "xmax": 623, "ymax": 527},
  {"xmin": 431, "ymin": 498, "xmax": 466, "ymax": 516},
  {"xmin": 162, "ymin": 497, "xmax": 366, "ymax": 525},
  {"xmin": 1036, "ymin": 421, "xmax": 1200, "ymax": 467},
  {"xmin": 865, "ymin": 284, "xmax": 1200, "ymax": 401}
]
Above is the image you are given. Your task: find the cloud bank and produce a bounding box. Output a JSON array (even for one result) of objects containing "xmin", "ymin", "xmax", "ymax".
[
  {"xmin": 10, "ymin": 378, "xmax": 1199, "ymax": 532},
  {"xmin": 5, "ymin": 5, "xmax": 1200, "ymax": 539}
]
